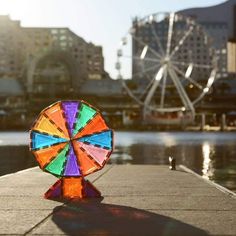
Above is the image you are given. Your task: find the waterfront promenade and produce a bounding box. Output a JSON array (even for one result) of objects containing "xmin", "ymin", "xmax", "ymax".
[{"xmin": 0, "ymin": 165, "xmax": 235, "ymax": 235}]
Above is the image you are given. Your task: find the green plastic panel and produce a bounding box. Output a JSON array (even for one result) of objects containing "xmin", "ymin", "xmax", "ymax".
[
  {"xmin": 45, "ymin": 144, "xmax": 69, "ymax": 176},
  {"xmin": 73, "ymin": 103, "xmax": 97, "ymax": 136}
]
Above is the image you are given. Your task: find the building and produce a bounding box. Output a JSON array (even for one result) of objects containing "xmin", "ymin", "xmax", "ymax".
[
  {"xmin": 227, "ymin": 40, "xmax": 236, "ymax": 73},
  {"xmin": 0, "ymin": 78, "xmax": 26, "ymax": 128},
  {"xmin": 0, "ymin": 15, "xmax": 110, "ymax": 118},
  {"xmin": 0, "ymin": 16, "xmax": 28, "ymax": 79},
  {"xmin": 179, "ymin": 0, "xmax": 236, "ymax": 77},
  {"xmin": 0, "ymin": 15, "xmax": 107, "ymax": 97}
]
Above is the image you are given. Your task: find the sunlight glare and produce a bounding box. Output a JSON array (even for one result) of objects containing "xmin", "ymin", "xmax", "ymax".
[{"xmin": 0, "ymin": 0, "xmax": 30, "ymax": 17}]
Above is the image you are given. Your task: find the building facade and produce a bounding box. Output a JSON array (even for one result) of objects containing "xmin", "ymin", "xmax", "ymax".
[
  {"xmin": 0, "ymin": 16, "xmax": 28, "ymax": 79},
  {"xmin": 179, "ymin": 0, "xmax": 236, "ymax": 77},
  {"xmin": 0, "ymin": 16, "xmax": 107, "ymax": 95},
  {"xmin": 227, "ymin": 40, "xmax": 236, "ymax": 73}
]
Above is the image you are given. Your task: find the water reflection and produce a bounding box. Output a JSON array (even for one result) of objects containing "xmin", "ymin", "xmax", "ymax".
[
  {"xmin": 202, "ymin": 142, "xmax": 213, "ymax": 180},
  {"xmin": 110, "ymin": 132, "xmax": 236, "ymax": 192},
  {"xmin": 0, "ymin": 146, "xmax": 37, "ymax": 176}
]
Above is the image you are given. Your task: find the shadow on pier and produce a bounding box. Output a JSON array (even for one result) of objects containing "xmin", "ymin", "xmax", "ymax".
[{"xmin": 52, "ymin": 199, "xmax": 208, "ymax": 236}]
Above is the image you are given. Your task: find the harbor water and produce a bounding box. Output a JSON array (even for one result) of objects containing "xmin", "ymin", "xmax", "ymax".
[{"xmin": 0, "ymin": 131, "xmax": 236, "ymax": 192}]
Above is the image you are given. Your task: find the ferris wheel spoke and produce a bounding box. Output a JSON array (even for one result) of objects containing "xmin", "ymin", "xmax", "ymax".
[
  {"xmin": 166, "ymin": 12, "xmax": 175, "ymax": 56},
  {"xmin": 160, "ymin": 66, "xmax": 168, "ymax": 108},
  {"xmin": 192, "ymin": 93, "xmax": 206, "ymax": 105},
  {"xmin": 172, "ymin": 64, "xmax": 203, "ymax": 90},
  {"xmin": 138, "ymin": 74, "xmax": 157, "ymax": 99},
  {"xmin": 121, "ymin": 80, "xmax": 143, "ymax": 106},
  {"xmin": 151, "ymin": 23, "xmax": 165, "ymax": 56},
  {"xmin": 132, "ymin": 34, "xmax": 162, "ymax": 59},
  {"xmin": 144, "ymin": 65, "xmax": 165, "ymax": 107},
  {"xmin": 168, "ymin": 67, "xmax": 195, "ymax": 113},
  {"xmin": 123, "ymin": 55, "xmax": 160, "ymax": 63},
  {"xmin": 169, "ymin": 25, "xmax": 195, "ymax": 59},
  {"xmin": 132, "ymin": 63, "xmax": 161, "ymax": 78}
]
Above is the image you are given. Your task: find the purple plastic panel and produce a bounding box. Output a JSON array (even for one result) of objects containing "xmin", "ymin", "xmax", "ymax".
[
  {"xmin": 62, "ymin": 101, "xmax": 79, "ymax": 137},
  {"xmin": 44, "ymin": 179, "xmax": 62, "ymax": 199},
  {"xmin": 50, "ymin": 182, "xmax": 62, "ymax": 197},
  {"xmin": 64, "ymin": 144, "xmax": 82, "ymax": 176},
  {"xmin": 84, "ymin": 180, "xmax": 101, "ymax": 197}
]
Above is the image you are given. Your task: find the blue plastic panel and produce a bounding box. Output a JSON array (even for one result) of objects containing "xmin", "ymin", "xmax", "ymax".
[
  {"xmin": 78, "ymin": 130, "xmax": 112, "ymax": 149},
  {"xmin": 31, "ymin": 131, "xmax": 67, "ymax": 150}
]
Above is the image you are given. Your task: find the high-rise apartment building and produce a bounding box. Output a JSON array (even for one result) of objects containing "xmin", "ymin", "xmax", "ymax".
[{"xmin": 179, "ymin": 0, "xmax": 236, "ymax": 77}]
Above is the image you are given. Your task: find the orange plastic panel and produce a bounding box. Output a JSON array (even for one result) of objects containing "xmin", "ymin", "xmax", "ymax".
[
  {"xmin": 33, "ymin": 114, "xmax": 68, "ymax": 139},
  {"xmin": 32, "ymin": 143, "xmax": 67, "ymax": 169},
  {"xmin": 62, "ymin": 177, "xmax": 84, "ymax": 198},
  {"xmin": 73, "ymin": 114, "xmax": 108, "ymax": 139},
  {"xmin": 44, "ymin": 102, "xmax": 70, "ymax": 139},
  {"xmin": 73, "ymin": 141, "xmax": 100, "ymax": 175}
]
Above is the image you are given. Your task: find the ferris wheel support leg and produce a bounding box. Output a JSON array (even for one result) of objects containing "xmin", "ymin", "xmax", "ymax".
[
  {"xmin": 168, "ymin": 67, "xmax": 195, "ymax": 118},
  {"xmin": 44, "ymin": 177, "xmax": 101, "ymax": 200},
  {"xmin": 142, "ymin": 107, "xmax": 149, "ymax": 124}
]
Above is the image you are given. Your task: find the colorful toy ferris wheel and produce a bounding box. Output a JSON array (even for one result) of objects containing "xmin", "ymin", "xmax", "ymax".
[{"xmin": 30, "ymin": 100, "xmax": 113, "ymax": 199}]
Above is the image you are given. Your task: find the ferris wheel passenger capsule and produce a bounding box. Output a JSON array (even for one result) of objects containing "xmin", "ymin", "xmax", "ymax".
[
  {"xmin": 117, "ymin": 49, "xmax": 123, "ymax": 57},
  {"xmin": 121, "ymin": 37, "xmax": 127, "ymax": 45},
  {"xmin": 115, "ymin": 62, "xmax": 121, "ymax": 70},
  {"xmin": 149, "ymin": 15, "xmax": 154, "ymax": 23}
]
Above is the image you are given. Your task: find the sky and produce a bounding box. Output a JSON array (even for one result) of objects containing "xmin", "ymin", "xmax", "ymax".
[{"xmin": 0, "ymin": 0, "xmax": 225, "ymax": 78}]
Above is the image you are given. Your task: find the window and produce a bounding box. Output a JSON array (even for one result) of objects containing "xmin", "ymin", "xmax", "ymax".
[
  {"xmin": 60, "ymin": 29, "xmax": 66, "ymax": 34},
  {"xmin": 60, "ymin": 35, "xmax": 67, "ymax": 41},
  {"xmin": 51, "ymin": 29, "xmax": 58, "ymax": 34},
  {"xmin": 60, "ymin": 42, "xmax": 67, "ymax": 47}
]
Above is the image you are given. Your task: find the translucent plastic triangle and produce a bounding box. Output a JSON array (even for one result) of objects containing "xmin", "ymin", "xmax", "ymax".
[
  {"xmin": 33, "ymin": 142, "xmax": 67, "ymax": 169},
  {"xmin": 44, "ymin": 102, "xmax": 70, "ymax": 139},
  {"xmin": 77, "ymin": 142, "xmax": 110, "ymax": 166},
  {"xmin": 44, "ymin": 178, "xmax": 101, "ymax": 199},
  {"xmin": 73, "ymin": 141, "xmax": 99, "ymax": 175},
  {"xmin": 45, "ymin": 144, "xmax": 69, "ymax": 176},
  {"xmin": 62, "ymin": 101, "xmax": 79, "ymax": 137},
  {"xmin": 73, "ymin": 102, "xmax": 97, "ymax": 137},
  {"xmin": 74, "ymin": 114, "xmax": 108, "ymax": 139},
  {"xmin": 84, "ymin": 180, "xmax": 101, "ymax": 197},
  {"xmin": 78, "ymin": 130, "xmax": 112, "ymax": 149},
  {"xmin": 33, "ymin": 114, "xmax": 68, "ymax": 139},
  {"xmin": 31, "ymin": 131, "xmax": 67, "ymax": 150},
  {"xmin": 44, "ymin": 179, "xmax": 62, "ymax": 199},
  {"xmin": 63, "ymin": 144, "xmax": 82, "ymax": 176}
]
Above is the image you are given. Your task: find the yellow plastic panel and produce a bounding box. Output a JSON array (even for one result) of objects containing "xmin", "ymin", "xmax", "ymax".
[{"xmin": 33, "ymin": 114, "xmax": 68, "ymax": 139}]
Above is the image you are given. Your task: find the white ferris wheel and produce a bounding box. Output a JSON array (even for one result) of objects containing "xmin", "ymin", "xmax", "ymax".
[{"xmin": 116, "ymin": 12, "xmax": 217, "ymax": 125}]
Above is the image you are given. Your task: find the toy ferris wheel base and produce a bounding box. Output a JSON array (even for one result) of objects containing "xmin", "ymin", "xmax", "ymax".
[{"xmin": 44, "ymin": 177, "xmax": 101, "ymax": 199}]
